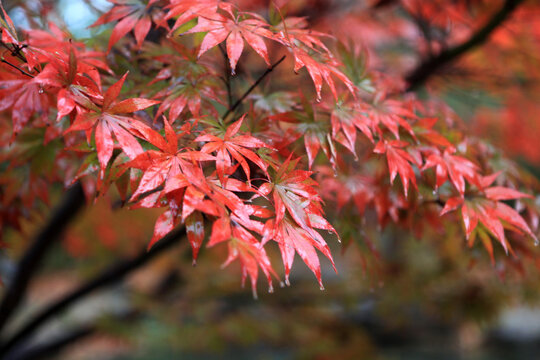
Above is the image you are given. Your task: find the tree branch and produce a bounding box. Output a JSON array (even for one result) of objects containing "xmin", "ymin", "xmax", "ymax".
[
  {"xmin": 4, "ymin": 269, "xmax": 181, "ymax": 360},
  {"xmin": 222, "ymin": 55, "xmax": 286, "ymax": 121},
  {"xmin": 3, "ymin": 325, "xmax": 95, "ymax": 360},
  {"xmin": 0, "ymin": 226, "xmax": 185, "ymax": 356},
  {"xmin": 405, "ymin": 0, "xmax": 524, "ymax": 92},
  {"xmin": 0, "ymin": 59, "xmax": 34, "ymax": 78},
  {"xmin": 0, "ymin": 42, "xmax": 28, "ymax": 64},
  {"xmin": 0, "ymin": 182, "xmax": 86, "ymax": 335},
  {"xmin": 218, "ymin": 44, "xmax": 234, "ymax": 108}
]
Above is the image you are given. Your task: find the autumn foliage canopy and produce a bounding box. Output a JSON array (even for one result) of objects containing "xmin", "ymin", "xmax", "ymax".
[{"xmin": 1, "ymin": 0, "xmax": 540, "ymax": 298}]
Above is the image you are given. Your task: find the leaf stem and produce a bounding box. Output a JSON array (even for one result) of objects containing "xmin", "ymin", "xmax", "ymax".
[
  {"xmin": 222, "ymin": 55, "xmax": 286, "ymax": 121},
  {"xmin": 0, "ymin": 59, "xmax": 34, "ymax": 78},
  {"xmin": 218, "ymin": 44, "xmax": 233, "ymax": 108},
  {"xmin": 0, "ymin": 42, "xmax": 28, "ymax": 63}
]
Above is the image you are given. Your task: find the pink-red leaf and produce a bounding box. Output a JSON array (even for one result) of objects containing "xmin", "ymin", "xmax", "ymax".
[{"xmin": 186, "ymin": 211, "xmax": 204, "ymax": 264}]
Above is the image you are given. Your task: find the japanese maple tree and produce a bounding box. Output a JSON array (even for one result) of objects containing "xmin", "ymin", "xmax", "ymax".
[{"xmin": 1, "ymin": 0, "xmax": 540, "ymax": 357}]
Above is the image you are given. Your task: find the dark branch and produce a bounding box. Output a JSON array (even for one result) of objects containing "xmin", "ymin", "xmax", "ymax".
[
  {"xmin": 222, "ymin": 55, "xmax": 286, "ymax": 121},
  {"xmin": 218, "ymin": 44, "xmax": 233, "ymax": 108},
  {"xmin": 405, "ymin": 0, "xmax": 524, "ymax": 92},
  {"xmin": 0, "ymin": 226, "xmax": 185, "ymax": 356},
  {"xmin": 4, "ymin": 268, "xmax": 181, "ymax": 360},
  {"xmin": 0, "ymin": 182, "xmax": 86, "ymax": 335},
  {"xmin": 0, "ymin": 59, "xmax": 34, "ymax": 78},
  {"xmin": 3, "ymin": 325, "xmax": 95, "ymax": 360},
  {"xmin": 0, "ymin": 42, "xmax": 28, "ymax": 64}
]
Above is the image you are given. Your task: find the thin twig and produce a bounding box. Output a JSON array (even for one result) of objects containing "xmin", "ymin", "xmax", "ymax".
[
  {"xmin": 222, "ymin": 55, "xmax": 286, "ymax": 121},
  {"xmin": 218, "ymin": 44, "xmax": 233, "ymax": 108},
  {"xmin": 405, "ymin": 0, "xmax": 524, "ymax": 91},
  {"xmin": 0, "ymin": 59, "xmax": 34, "ymax": 78},
  {"xmin": 0, "ymin": 42, "xmax": 28, "ymax": 63}
]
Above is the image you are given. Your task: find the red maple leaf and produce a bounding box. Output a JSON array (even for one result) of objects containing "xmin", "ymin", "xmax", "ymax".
[
  {"xmin": 0, "ymin": 73, "xmax": 50, "ymax": 136},
  {"xmin": 374, "ymin": 140, "xmax": 418, "ymax": 196},
  {"xmin": 273, "ymin": 17, "xmax": 333, "ymax": 55},
  {"xmin": 65, "ymin": 73, "xmax": 160, "ymax": 174},
  {"xmin": 195, "ymin": 115, "xmax": 272, "ymax": 186},
  {"xmin": 271, "ymin": 17, "xmax": 355, "ymax": 100},
  {"xmin": 422, "ymin": 147, "xmax": 480, "ymax": 194},
  {"xmin": 330, "ymin": 102, "xmax": 374, "ymax": 156},
  {"xmin": 258, "ymin": 157, "xmax": 338, "ymax": 287},
  {"xmin": 208, "ymin": 218, "xmax": 277, "ymax": 298},
  {"xmin": 414, "ymin": 118, "xmax": 453, "ymax": 148},
  {"xmin": 318, "ymin": 166, "xmax": 375, "ymax": 215},
  {"xmin": 152, "ymin": 75, "xmax": 221, "ymax": 122},
  {"xmin": 184, "ymin": 11, "xmax": 273, "ymax": 74},
  {"xmin": 90, "ymin": 0, "xmax": 165, "ymax": 52},
  {"xmin": 35, "ymin": 47, "xmax": 103, "ymax": 120},
  {"xmin": 165, "ymin": 0, "xmax": 234, "ymax": 32},
  {"xmin": 440, "ymin": 175, "xmax": 537, "ymax": 255},
  {"xmin": 145, "ymin": 178, "xmax": 219, "ymax": 255},
  {"xmin": 360, "ymin": 98, "xmax": 417, "ymax": 140},
  {"xmin": 127, "ymin": 118, "xmax": 213, "ymax": 201},
  {"xmin": 264, "ymin": 217, "xmax": 336, "ymax": 289},
  {"xmin": 291, "ymin": 48, "xmax": 356, "ymax": 102},
  {"xmin": 0, "ymin": 4, "xmax": 40, "ymax": 69}
]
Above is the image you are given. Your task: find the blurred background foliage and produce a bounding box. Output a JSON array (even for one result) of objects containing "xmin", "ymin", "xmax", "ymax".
[{"xmin": 2, "ymin": 0, "xmax": 540, "ymax": 359}]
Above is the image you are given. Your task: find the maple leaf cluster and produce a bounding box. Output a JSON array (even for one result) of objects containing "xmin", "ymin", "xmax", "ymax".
[{"xmin": 1, "ymin": 0, "xmax": 539, "ymax": 296}]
